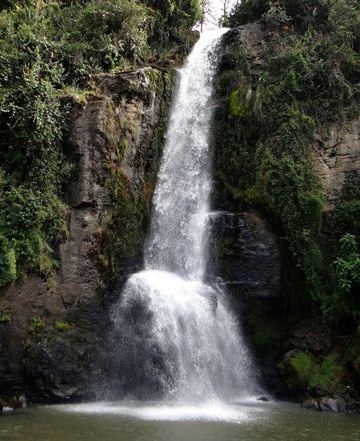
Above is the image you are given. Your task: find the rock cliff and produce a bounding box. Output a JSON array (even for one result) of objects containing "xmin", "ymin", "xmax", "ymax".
[
  {"xmin": 0, "ymin": 67, "xmax": 174, "ymax": 402},
  {"xmin": 212, "ymin": 22, "xmax": 360, "ymax": 401},
  {"xmin": 0, "ymin": 18, "xmax": 358, "ymax": 408}
]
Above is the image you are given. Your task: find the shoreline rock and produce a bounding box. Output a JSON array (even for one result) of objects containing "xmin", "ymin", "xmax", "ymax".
[
  {"xmin": 302, "ymin": 396, "xmax": 348, "ymax": 413},
  {"xmin": 0, "ymin": 395, "xmax": 26, "ymax": 414}
]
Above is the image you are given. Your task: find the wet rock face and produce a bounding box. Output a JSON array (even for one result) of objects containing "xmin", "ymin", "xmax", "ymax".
[
  {"xmin": 0, "ymin": 67, "xmax": 174, "ymax": 402},
  {"xmin": 207, "ymin": 213, "xmax": 283, "ymax": 395},
  {"xmin": 208, "ymin": 212, "xmax": 280, "ymax": 298},
  {"xmin": 311, "ymin": 118, "xmax": 360, "ymax": 210}
]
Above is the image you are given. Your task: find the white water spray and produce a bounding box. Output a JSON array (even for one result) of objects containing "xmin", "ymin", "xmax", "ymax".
[{"xmin": 111, "ymin": 29, "xmax": 258, "ymax": 402}]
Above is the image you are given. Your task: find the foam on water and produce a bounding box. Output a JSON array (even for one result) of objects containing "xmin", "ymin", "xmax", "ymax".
[{"xmin": 50, "ymin": 401, "xmax": 255, "ymax": 423}]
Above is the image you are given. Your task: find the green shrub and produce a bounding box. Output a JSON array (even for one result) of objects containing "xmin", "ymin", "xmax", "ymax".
[
  {"xmin": 289, "ymin": 352, "xmax": 314, "ymax": 386},
  {"xmin": 0, "ymin": 186, "xmax": 66, "ymax": 285},
  {"xmin": 0, "ymin": 313, "xmax": 11, "ymax": 324},
  {"xmin": 0, "ymin": 235, "xmax": 16, "ymax": 286},
  {"xmin": 229, "ymin": 0, "xmax": 270, "ymax": 26},
  {"xmin": 309, "ymin": 354, "xmax": 343, "ymax": 391},
  {"xmin": 229, "ymin": 89, "xmax": 247, "ymax": 117},
  {"xmin": 143, "ymin": 0, "xmax": 203, "ymax": 52},
  {"xmin": 54, "ymin": 320, "xmax": 72, "ymax": 332},
  {"xmin": 263, "ymin": 5, "xmax": 291, "ymax": 30},
  {"xmin": 284, "ymin": 351, "xmax": 343, "ymax": 392},
  {"xmin": 229, "ymin": 0, "xmax": 355, "ymax": 34},
  {"xmin": 28, "ymin": 317, "xmax": 45, "ymax": 337}
]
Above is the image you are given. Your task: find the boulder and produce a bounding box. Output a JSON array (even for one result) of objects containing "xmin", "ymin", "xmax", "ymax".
[{"xmin": 302, "ymin": 396, "xmax": 347, "ymax": 413}]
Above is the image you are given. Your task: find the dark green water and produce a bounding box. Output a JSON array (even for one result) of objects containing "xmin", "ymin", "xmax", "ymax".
[{"xmin": 0, "ymin": 401, "xmax": 359, "ymax": 441}]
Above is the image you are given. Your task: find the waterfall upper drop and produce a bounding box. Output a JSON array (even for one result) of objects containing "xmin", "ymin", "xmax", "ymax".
[
  {"xmin": 111, "ymin": 29, "xmax": 258, "ymax": 401},
  {"xmin": 144, "ymin": 29, "xmax": 222, "ymax": 280}
]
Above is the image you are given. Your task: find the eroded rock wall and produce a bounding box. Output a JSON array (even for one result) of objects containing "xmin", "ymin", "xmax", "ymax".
[
  {"xmin": 0, "ymin": 67, "xmax": 174, "ymax": 401},
  {"xmin": 311, "ymin": 118, "xmax": 360, "ymax": 210}
]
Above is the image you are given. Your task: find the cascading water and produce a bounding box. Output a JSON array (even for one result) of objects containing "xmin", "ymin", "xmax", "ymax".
[{"xmin": 111, "ymin": 29, "xmax": 258, "ymax": 402}]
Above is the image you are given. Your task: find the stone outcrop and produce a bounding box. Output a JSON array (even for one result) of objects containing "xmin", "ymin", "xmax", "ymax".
[
  {"xmin": 311, "ymin": 118, "xmax": 360, "ymax": 209},
  {"xmin": 208, "ymin": 212, "xmax": 280, "ymax": 298},
  {"xmin": 302, "ymin": 396, "xmax": 346, "ymax": 413},
  {"xmin": 208, "ymin": 211, "xmax": 283, "ymax": 395},
  {"xmin": 0, "ymin": 67, "xmax": 174, "ymax": 401},
  {"xmin": 219, "ymin": 22, "xmax": 265, "ymax": 72}
]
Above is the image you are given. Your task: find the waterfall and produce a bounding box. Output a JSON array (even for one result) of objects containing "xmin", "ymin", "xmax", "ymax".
[{"xmin": 111, "ymin": 29, "xmax": 258, "ymax": 402}]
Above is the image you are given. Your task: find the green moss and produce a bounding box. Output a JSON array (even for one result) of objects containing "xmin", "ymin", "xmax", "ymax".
[
  {"xmin": 59, "ymin": 87, "xmax": 94, "ymax": 107},
  {"xmin": 54, "ymin": 321, "xmax": 72, "ymax": 332},
  {"xmin": 46, "ymin": 276, "xmax": 57, "ymax": 290},
  {"xmin": 289, "ymin": 352, "xmax": 314, "ymax": 385},
  {"xmin": 282, "ymin": 351, "xmax": 344, "ymax": 392},
  {"xmin": 28, "ymin": 317, "xmax": 45, "ymax": 337},
  {"xmin": 0, "ymin": 313, "xmax": 11, "ymax": 324},
  {"xmin": 309, "ymin": 354, "xmax": 343, "ymax": 391},
  {"xmin": 102, "ymin": 169, "xmax": 147, "ymax": 280},
  {"xmin": 229, "ymin": 89, "xmax": 247, "ymax": 117}
]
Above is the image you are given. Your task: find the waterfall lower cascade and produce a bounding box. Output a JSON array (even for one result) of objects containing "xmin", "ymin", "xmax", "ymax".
[{"xmin": 111, "ymin": 29, "xmax": 258, "ymax": 402}]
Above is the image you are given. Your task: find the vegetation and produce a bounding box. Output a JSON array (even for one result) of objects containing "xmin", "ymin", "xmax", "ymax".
[
  {"xmin": 54, "ymin": 320, "xmax": 72, "ymax": 332},
  {"xmin": 217, "ymin": 0, "xmax": 359, "ymax": 397},
  {"xmin": 288, "ymin": 352, "xmax": 314, "ymax": 388},
  {"xmin": 0, "ymin": 0, "xmax": 202, "ymax": 288},
  {"xmin": 215, "ymin": 0, "xmax": 359, "ymax": 321},
  {"xmin": 143, "ymin": 0, "xmax": 203, "ymax": 58},
  {"xmin": 0, "ymin": 312, "xmax": 11, "ymax": 324},
  {"xmin": 28, "ymin": 317, "xmax": 45, "ymax": 337},
  {"xmin": 282, "ymin": 351, "xmax": 343, "ymax": 392}
]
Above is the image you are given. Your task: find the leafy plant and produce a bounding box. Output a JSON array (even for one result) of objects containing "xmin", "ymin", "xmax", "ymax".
[
  {"xmin": 283, "ymin": 351, "xmax": 343, "ymax": 392},
  {"xmin": 321, "ymin": 235, "xmax": 360, "ymax": 322},
  {"xmin": 309, "ymin": 354, "xmax": 343, "ymax": 391},
  {"xmin": 289, "ymin": 352, "xmax": 314, "ymax": 386},
  {"xmin": 0, "ymin": 313, "xmax": 11, "ymax": 324},
  {"xmin": 229, "ymin": 0, "xmax": 270, "ymax": 26},
  {"xmin": 54, "ymin": 320, "xmax": 72, "ymax": 332},
  {"xmin": 263, "ymin": 4, "xmax": 291, "ymax": 30},
  {"xmin": 28, "ymin": 317, "xmax": 45, "ymax": 337}
]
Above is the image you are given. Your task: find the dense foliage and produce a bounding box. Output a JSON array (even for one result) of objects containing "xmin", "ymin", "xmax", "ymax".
[
  {"xmin": 0, "ymin": 0, "xmax": 202, "ymax": 287},
  {"xmin": 215, "ymin": 0, "xmax": 359, "ymax": 324},
  {"xmin": 143, "ymin": 0, "xmax": 203, "ymax": 57}
]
